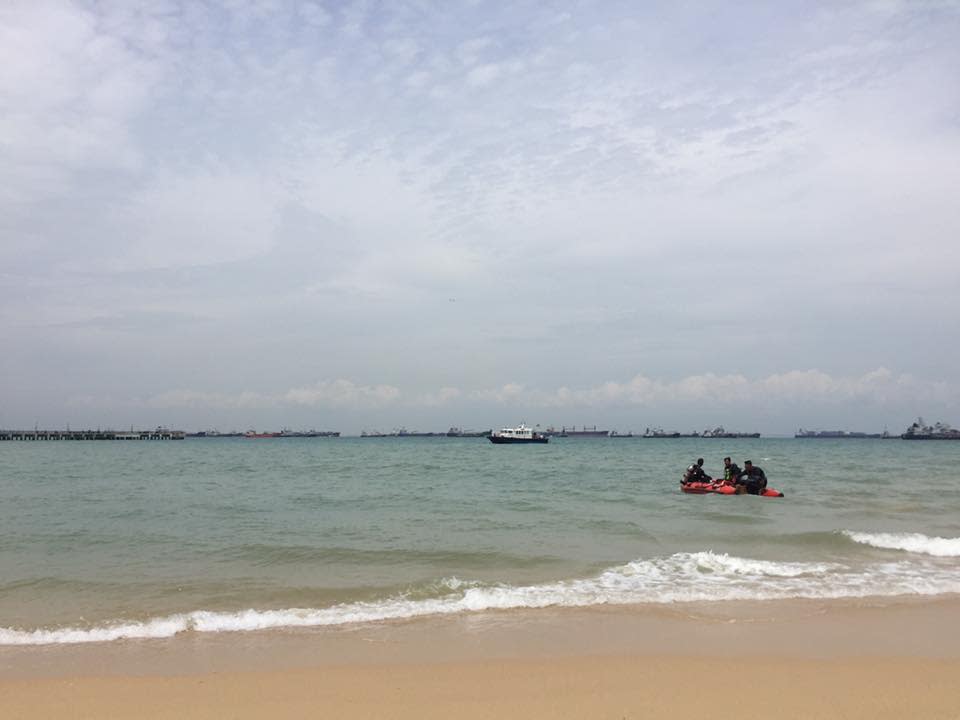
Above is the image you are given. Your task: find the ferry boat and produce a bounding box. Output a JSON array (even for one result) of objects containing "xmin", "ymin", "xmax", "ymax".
[
  {"xmin": 488, "ymin": 424, "xmax": 549, "ymax": 444},
  {"xmin": 901, "ymin": 418, "xmax": 960, "ymax": 440}
]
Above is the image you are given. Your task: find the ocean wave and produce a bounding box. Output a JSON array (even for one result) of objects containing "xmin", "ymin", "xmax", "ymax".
[
  {"xmin": 843, "ymin": 531, "xmax": 960, "ymax": 557},
  {"xmin": 3, "ymin": 550, "xmax": 958, "ymax": 646}
]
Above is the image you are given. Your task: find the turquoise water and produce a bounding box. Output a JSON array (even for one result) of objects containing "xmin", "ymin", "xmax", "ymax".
[{"xmin": 1, "ymin": 437, "xmax": 959, "ymax": 644}]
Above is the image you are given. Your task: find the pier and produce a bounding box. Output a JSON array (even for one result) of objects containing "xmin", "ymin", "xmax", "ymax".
[{"xmin": 0, "ymin": 428, "xmax": 185, "ymax": 441}]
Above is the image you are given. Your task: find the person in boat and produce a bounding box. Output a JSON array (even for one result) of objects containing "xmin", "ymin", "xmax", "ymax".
[
  {"xmin": 682, "ymin": 458, "xmax": 711, "ymax": 484},
  {"xmin": 735, "ymin": 460, "xmax": 767, "ymax": 495},
  {"xmin": 721, "ymin": 456, "xmax": 741, "ymax": 485}
]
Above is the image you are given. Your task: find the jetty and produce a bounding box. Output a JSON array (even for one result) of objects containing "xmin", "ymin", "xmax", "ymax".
[{"xmin": 0, "ymin": 428, "xmax": 185, "ymax": 441}]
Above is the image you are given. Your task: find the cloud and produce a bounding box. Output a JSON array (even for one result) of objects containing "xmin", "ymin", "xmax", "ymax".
[
  {"xmin": 69, "ymin": 368, "xmax": 954, "ymax": 419},
  {"xmin": 0, "ymin": 2, "xmax": 154, "ymax": 207},
  {"xmin": 139, "ymin": 380, "xmax": 402, "ymax": 410},
  {"xmin": 283, "ymin": 380, "xmax": 402, "ymax": 408},
  {"xmin": 470, "ymin": 368, "xmax": 956, "ymax": 409},
  {"xmin": 100, "ymin": 168, "xmax": 282, "ymax": 271},
  {"xmin": 3, "ymin": 2, "xmax": 959, "ymax": 431},
  {"xmin": 414, "ymin": 387, "xmax": 462, "ymax": 407},
  {"xmin": 466, "ymin": 63, "xmax": 502, "ymax": 87}
]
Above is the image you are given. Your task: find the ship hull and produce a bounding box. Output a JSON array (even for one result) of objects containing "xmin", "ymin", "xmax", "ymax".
[{"xmin": 488, "ymin": 436, "xmax": 548, "ymax": 444}]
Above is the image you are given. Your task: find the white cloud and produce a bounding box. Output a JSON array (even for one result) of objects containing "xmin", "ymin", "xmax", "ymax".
[
  {"xmin": 138, "ymin": 380, "xmax": 402, "ymax": 410},
  {"xmin": 466, "ymin": 63, "xmax": 502, "ymax": 87},
  {"xmin": 71, "ymin": 368, "xmax": 955, "ymax": 419},
  {"xmin": 470, "ymin": 369, "xmax": 957, "ymax": 409},
  {"xmin": 0, "ymin": 2, "xmax": 154, "ymax": 205},
  {"xmin": 102, "ymin": 168, "xmax": 282, "ymax": 271},
  {"xmin": 297, "ymin": 1, "xmax": 332, "ymax": 28},
  {"xmin": 414, "ymin": 387, "xmax": 462, "ymax": 406},
  {"xmin": 283, "ymin": 380, "xmax": 402, "ymax": 408}
]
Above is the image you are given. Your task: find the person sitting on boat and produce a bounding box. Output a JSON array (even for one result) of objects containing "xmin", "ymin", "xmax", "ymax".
[
  {"xmin": 682, "ymin": 458, "xmax": 711, "ymax": 484},
  {"xmin": 721, "ymin": 456, "xmax": 741, "ymax": 485},
  {"xmin": 736, "ymin": 460, "xmax": 767, "ymax": 495}
]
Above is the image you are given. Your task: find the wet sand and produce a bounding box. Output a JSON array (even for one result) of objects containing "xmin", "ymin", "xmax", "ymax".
[{"xmin": 2, "ymin": 598, "xmax": 959, "ymax": 719}]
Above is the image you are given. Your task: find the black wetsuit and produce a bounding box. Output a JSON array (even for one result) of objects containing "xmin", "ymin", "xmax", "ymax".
[
  {"xmin": 737, "ymin": 466, "xmax": 767, "ymax": 495},
  {"xmin": 683, "ymin": 464, "xmax": 710, "ymax": 484},
  {"xmin": 723, "ymin": 464, "xmax": 741, "ymax": 483}
]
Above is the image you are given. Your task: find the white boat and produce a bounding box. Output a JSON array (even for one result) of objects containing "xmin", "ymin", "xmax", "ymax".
[{"xmin": 488, "ymin": 423, "xmax": 548, "ymax": 444}]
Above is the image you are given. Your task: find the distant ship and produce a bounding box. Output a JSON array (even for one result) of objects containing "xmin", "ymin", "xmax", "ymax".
[
  {"xmin": 396, "ymin": 428, "xmax": 445, "ymax": 437},
  {"xmin": 701, "ymin": 426, "xmax": 761, "ymax": 439},
  {"xmin": 642, "ymin": 427, "xmax": 699, "ymax": 438},
  {"xmin": 279, "ymin": 429, "xmax": 341, "ymax": 437},
  {"xmin": 186, "ymin": 430, "xmax": 244, "ymax": 437},
  {"xmin": 360, "ymin": 428, "xmax": 445, "ymax": 437},
  {"xmin": 446, "ymin": 427, "xmax": 492, "ymax": 437},
  {"xmin": 901, "ymin": 418, "xmax": 960, "ymax": 440},
  {"xmin": 544, "ymin": 425, "xmax": 609, "ymax": 438},
  {"xmin": 795, "ymin": 429, "xmax": 891, "ymax": 439},
  {"xmin": 244, "ymin": 430, "xmax": 281, "ymax": 438}
]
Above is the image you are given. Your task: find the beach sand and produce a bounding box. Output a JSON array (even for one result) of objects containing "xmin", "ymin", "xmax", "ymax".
[{"xmin": 2, "ymin": 598, "xmax": 959, "ymax": 719}]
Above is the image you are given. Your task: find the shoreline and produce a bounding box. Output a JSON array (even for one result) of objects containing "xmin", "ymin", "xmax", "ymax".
[{"xmin": 2, "ymin": 596, "xmax": 959, "ymax": 718}]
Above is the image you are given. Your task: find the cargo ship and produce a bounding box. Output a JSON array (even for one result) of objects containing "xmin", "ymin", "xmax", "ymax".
[
  {"xmin": 795, "ymin": 429, "xmax": 891, "ymax": 439},
  {"xmin": 642, "ymin": 427, "xmax": 699, "ymax": 438},
  {"xmin": 701, "ymin": 426, "xmax": 761, "ymax": 439},
  {"xmin": 279, "ymin": 429, "xmax": 341, "ymax": 437},
  {"xmin": 544, "ymin": 425, "xmax": 609, "ymax": 438},
  {"xmin": 244, "ymin": 430, "xmax": 281, "ymax": 438},
  {"xmin": 446, "ymin": 427, "xmax": 492, "ymax": 437}
]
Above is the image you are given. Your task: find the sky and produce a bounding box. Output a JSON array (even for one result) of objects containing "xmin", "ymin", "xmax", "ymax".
[{"xmin": 1, "ymin": 0, "xmax": 959, "ymax": 435}]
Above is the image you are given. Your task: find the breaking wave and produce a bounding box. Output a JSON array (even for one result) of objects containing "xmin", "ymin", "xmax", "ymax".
[
  {"xmin": 843, "ymin": 531, "xmax": 960, "ymax": 557},
  {"xmin": 3, "ymin": 549, "xmax": 958, "ymax": 646}
]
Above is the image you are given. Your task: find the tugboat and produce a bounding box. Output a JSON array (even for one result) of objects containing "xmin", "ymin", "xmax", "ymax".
[{"xmin": 488, "ymin": 423, "xmax": 549, "ymax": 444}]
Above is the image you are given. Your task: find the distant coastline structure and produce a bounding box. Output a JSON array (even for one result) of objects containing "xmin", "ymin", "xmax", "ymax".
[{"xmin": 0, "ymin": 427, "xmax": 185, "ymax": 441}]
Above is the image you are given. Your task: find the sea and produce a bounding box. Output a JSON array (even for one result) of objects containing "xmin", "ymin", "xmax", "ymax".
[{"xmin": 1, "ymin": 436, "xmax": 958, "ymax": 646}]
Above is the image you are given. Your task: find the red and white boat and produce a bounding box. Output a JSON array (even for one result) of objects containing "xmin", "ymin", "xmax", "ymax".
[{"xmin": 681, "ymin": 480, "xmax": 784, "ymax": 497}]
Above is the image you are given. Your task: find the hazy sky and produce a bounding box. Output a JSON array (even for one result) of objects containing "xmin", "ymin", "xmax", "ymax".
[{"xmin": 2, "ymin": 0, "xmax": 958, "ymax": 435}]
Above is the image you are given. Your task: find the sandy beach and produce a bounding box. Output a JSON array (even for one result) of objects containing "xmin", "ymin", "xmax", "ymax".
[{"xmin": 2, "ymin": 598, "xmax": 959, "ymax": 719}]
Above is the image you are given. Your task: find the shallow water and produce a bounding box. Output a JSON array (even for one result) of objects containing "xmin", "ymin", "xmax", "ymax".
[{"xmin": 1, "ymin": 436, "xmax": 958, "ymax": 644}]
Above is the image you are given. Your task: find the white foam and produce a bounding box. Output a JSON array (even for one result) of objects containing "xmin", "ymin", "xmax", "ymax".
[
  {"xmin": 4, "ymin": 550, "xmax": 958, "ymax": 646},
  {"xmin": 0, "ymin": 616, "xmax": 188, "ymax": 646},
  {"xmin": 844, "ymin": 531, "xmax": 960, "ymax": 557}
]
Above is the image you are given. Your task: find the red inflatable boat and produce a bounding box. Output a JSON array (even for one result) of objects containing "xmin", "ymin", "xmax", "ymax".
[{"xmin": 681, "ymin": 480, "xmax": 784, "ymax": 498}]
